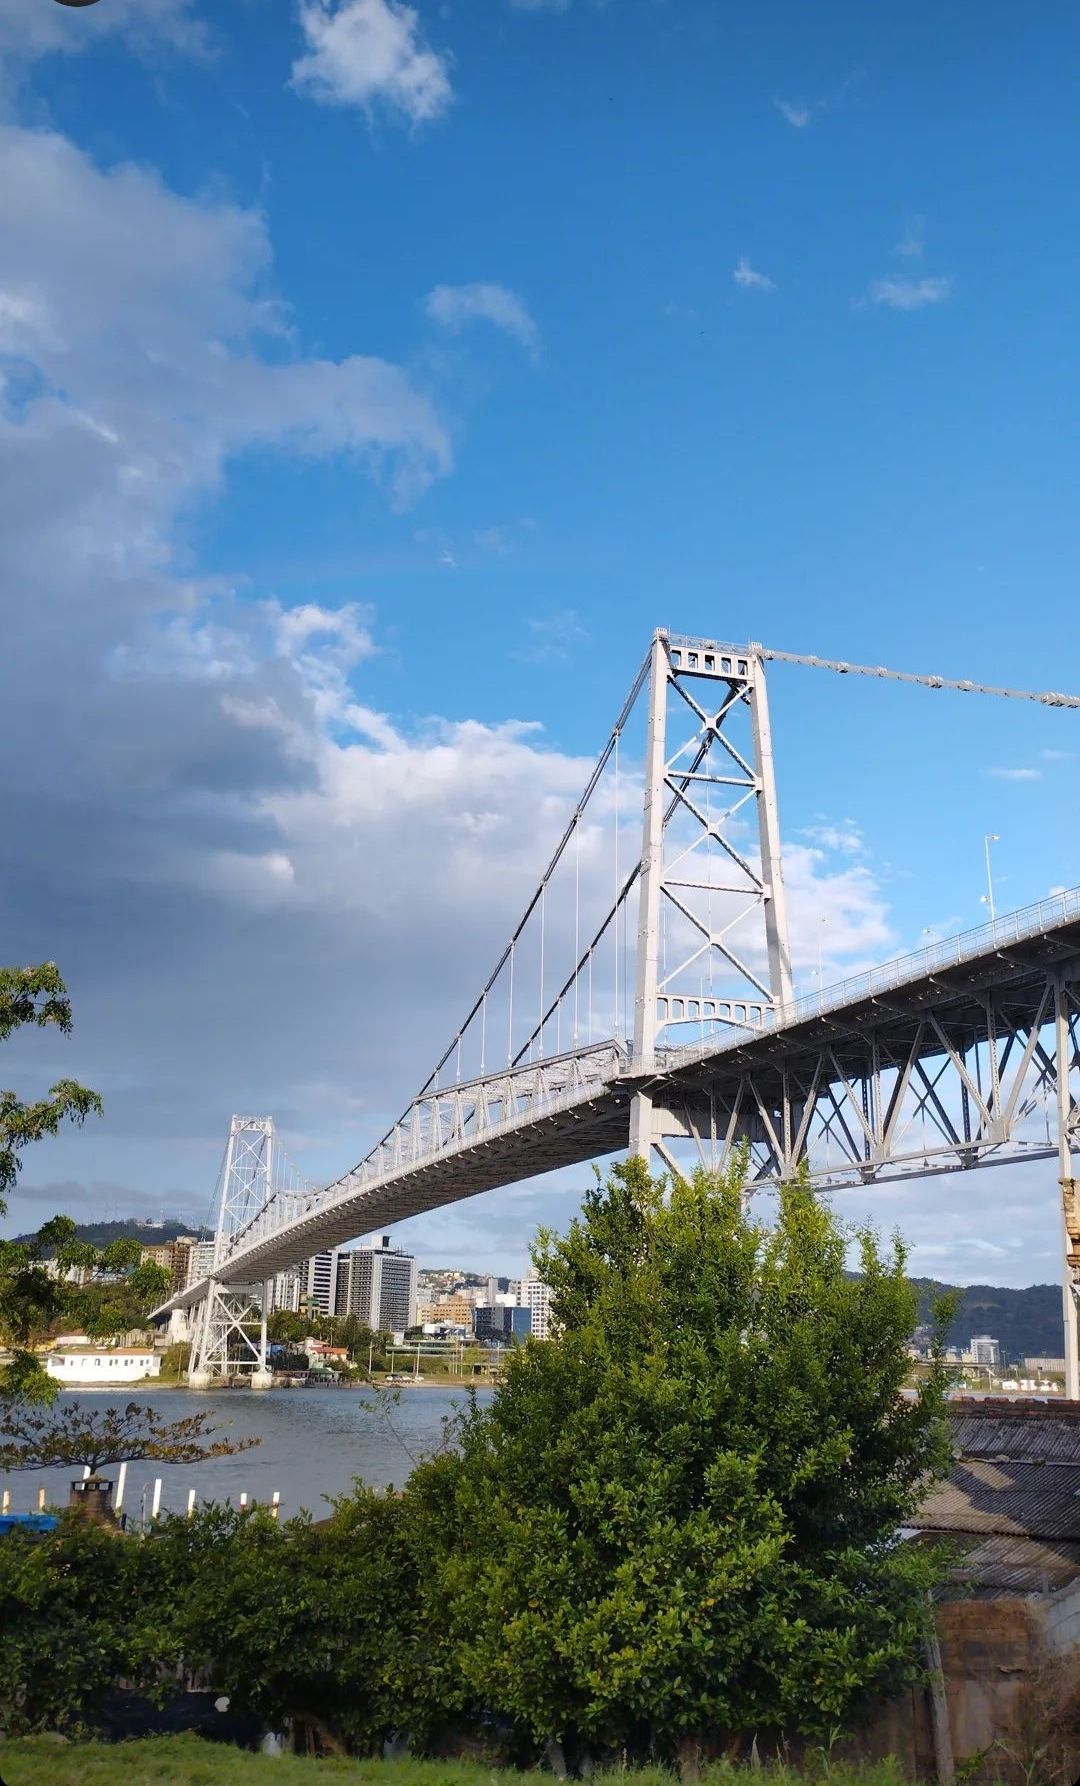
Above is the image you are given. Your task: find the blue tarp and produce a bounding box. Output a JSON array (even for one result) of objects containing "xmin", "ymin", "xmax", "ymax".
[{"xmin": 0, "ymin": 1512, "xmax": 58, "ymax": 1534}]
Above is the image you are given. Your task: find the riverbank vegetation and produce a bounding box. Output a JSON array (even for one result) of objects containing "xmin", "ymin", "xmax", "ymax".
[{"xmin": 1, "ymin": 1153, "xmax": 954, "ymax": 1765}]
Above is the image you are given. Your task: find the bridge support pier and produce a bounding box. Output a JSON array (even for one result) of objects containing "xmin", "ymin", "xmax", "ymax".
[{"xmin": 1054, "ymin": 976, "xmax": 1080, "ymax": 1401}]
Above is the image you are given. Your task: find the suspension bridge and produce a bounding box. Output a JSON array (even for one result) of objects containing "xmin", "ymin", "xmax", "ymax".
[{"xmin": 152, "ymin": 632, "xmax": 1080, "ymax": 1394}]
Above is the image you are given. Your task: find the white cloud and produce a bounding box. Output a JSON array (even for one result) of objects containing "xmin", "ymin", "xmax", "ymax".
[
  {"xmin": 733, "ymin": 257, "xmax": 776, "ymax": 294},
  {"xmin": 868, "ymin": 274, "xmax": 951, "ymax": 311},
  {"xmin": 514, "ymin": 610, "xmax": 589, "ymax": 664},
  {"xmin": 800, "ymin": 820, "xmax": 865, "ymax": 856},
  {"xmin": 774, "ymin": 97, "xmax": 811, "ymax": 128},
  {"xmin": 424, "ymin": 282, "xmax": 538, "ymax": 352},
  {"xmin": 0, "ymin": 0, "xmax": 204, "ymax": 81},
  {"xmin": 988, "ymin": 767, "xmax": 1042, "ymax": 783},
  {"xmin": 475, "ymin": 526, "xmax": 512, "ymax": 556},
  {"xmin": 292, "ymin": 0, "xmax": 452, "ymax": 126},
  {"xmin": 893, "ymin": 214, "xmax": 925, "ymax": 259},
  {"xmin": 1042, "ymin": 748, "xmax": 1073, "ymax": 762}
]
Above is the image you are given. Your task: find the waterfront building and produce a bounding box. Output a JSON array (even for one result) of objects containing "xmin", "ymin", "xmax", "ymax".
[
  {"xmin": 46, "ymin": 1346, "xmax": 162, "ymax": 1385},
  {"xmin": 522, "ymin": 1271, "xmax": 555, "ymax": 1340},
  {"xmin": 970, "ymin": 1334, "xmax": 1002, "ymax": 1367},
  {"xmin": 335, "ymin": 1237, "xmax": 417, "ymax": 1331}
]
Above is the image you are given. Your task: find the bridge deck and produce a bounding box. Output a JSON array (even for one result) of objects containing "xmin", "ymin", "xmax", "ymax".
[{"xmin": 154, "ymin": 889, "xmax": 1080, "ymax": 1315}]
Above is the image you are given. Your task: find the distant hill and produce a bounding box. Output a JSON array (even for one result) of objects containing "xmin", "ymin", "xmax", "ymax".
[
  {"xmin": 11, "ymin": 1217, "xmax": 208, "ymax": 1252},
  {"xmin": 911, "ymin": 1277, "xmax": 1064, "ymax": 1361}
]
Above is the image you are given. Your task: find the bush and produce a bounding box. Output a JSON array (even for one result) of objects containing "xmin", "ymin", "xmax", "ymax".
[{"xmin": 0, "ymin": 1517, "xmax": 150, "ymax": 1734}]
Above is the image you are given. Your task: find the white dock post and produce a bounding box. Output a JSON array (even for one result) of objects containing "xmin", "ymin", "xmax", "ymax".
[
  {"xmin": 115, "ymin": 1460, "xmax": 127, "ymax": 1513},
  {"xmin": 37, "ymin": 1487, "xmax": 46, "ymax": 1512},
  {"xmin": 1, "ymin": 1490, "xmax": 10, "ymax": 1515},
  {"xmin": 83, "ymin": 1465, "xmax": 91, "ymax": 1480},
  {"xmin": 271, "ymin": 1490, "xmax": 281, "ymax": 1520},
  {"xmin": 186, "ymin": 1488, "xmax": 196, "ymax": 1518},
  {"xmin": 151, "ymin": 1477, "xmax": 163, "ymax": 1521},
  {"xmin": 239, "ymin": 1492, "xmax": 248, "ymax": 1509}
]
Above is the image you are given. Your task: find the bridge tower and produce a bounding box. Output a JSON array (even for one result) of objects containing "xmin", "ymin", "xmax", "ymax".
[
  {"xmin": 628, "ymin": 632, "xmax": 793, "ymax": 1171},
  {"xmin": 187, "ymin": 1116, "xmax": 277, "ymax": 1388}
]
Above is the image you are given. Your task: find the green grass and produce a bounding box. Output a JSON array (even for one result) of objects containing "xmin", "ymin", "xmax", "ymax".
[{"xmin": 0, "ymin": 1738, "xmax": 915, "ymax": 1786}]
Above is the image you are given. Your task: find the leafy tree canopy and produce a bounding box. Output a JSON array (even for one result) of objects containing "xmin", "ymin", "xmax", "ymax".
[
  {"xmin": 0, "ymin": 964, "xmax": 168, "ymax": 1404},
  {"xmin": 0, "ymin": 964, "xmax": 103, "ymax": 1207},
  {"xmin": 412, "ymin": 1152, "xmax": 955, "ymax": 1759}
]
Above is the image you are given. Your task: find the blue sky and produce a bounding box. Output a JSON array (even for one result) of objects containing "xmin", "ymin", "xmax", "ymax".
[{"xmin": 0, "ymin": 0, "xmax": 1077, "ymax": 1289}]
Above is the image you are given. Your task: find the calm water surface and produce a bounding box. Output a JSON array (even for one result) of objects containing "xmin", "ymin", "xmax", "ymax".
[{"xmin": 0, "ymin": 1385, "xmax": 490, "ymax": 1523}]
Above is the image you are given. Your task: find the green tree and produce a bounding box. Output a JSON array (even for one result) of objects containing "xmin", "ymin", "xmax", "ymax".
[
  {"xmin": 0, "ymin": 964, "xmax": 172, "ymax": 1402},
  {"xmin": 0, "ymin": 965, "xmax": 102, "ymax": 1206},
  {"xmin": 414, "ymin": 1153, "xmax": 954, "ymax": 1762},
  {"xmin": 0, "ymin": 1399, "xmax": 259, "ymax": 1474}
]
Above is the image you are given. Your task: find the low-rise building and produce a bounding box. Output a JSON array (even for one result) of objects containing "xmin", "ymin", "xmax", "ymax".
[
  {"xmin": 46, "ymin": 1346, "xmax": 162, "ymax": 1385},
  {"xmin": 474, "ymin": 1304, "xmax": 532, "ymax": 1344}
]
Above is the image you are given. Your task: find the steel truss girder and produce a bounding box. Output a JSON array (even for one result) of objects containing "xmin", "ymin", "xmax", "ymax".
[{"xmin": 647, "ymin": 968, "xmax": 1080, "ymax": 1190}]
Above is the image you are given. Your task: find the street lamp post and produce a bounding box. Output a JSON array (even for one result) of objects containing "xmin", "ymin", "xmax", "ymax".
[{"xmin": 983, "ymin": 834, "xmax": 1000, "ymax": 923}]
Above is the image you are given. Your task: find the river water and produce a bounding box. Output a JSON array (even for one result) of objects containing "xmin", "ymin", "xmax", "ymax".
[{"xmin": 0, "ymin": 1385, "xmax": 489, "ymax": 1523}]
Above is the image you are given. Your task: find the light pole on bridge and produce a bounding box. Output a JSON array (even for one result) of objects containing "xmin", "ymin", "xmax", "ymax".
[{"xmin": 982, "ymin": 833, "xmax": 1000, "ymax": 923}]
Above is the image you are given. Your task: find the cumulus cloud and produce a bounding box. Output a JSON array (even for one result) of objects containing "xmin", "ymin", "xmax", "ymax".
[
  {"xmin": 868, "ymin": 274, "xmax": 951, "ymax": 310},
  {"xmin": 424, "ymin": 282, "xmax": 538, "ymax": 352},
  {"xmin": 291, "ymin": 0, "xmax": 452, "ymax": 125},
  {"xmin": 733, "ymin": 257, "xmax": 776, "ymax": 293}
]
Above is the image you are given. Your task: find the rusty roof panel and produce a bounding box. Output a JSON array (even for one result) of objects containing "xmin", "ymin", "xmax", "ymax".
[
  {"xmin": 942, "ymin": 1534, "xmax": 1080, "ymax": 1598},
  {"xmin": 917, "ymin": 1459, "xmax": 1080, "ymax": 1540},
  {"xmin": 947, "ymin": 1400, "xmax": 1080, "ymax": 1465}
]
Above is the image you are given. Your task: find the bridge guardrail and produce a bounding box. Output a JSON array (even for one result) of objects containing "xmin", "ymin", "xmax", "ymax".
[{"xmin": 783, "ymin": 885, "xmax": 1080, "ymax": 1028}]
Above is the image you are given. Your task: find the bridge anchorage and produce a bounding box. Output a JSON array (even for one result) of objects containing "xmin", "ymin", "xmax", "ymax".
[{"xmin": 154, "ymin": 631, "xmax": 1080, "ymax": 1397}]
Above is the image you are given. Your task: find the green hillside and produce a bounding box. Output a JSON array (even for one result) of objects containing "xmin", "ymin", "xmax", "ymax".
[
  {"xmin": 11, "ymin": 1217, "xmax": 207, "ymax": 1251},
  {"xmin": 911, "ymin": 1276, "xmax": 1064, "ymax": 1361}
]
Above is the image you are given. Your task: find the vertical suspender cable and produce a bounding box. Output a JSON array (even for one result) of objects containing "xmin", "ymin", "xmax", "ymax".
[
  {"xmin": 539, "ymin": 885, "xmax": 546, "ymax": 1060},
  {"xmin": 508, "ymin": 941, "xmax": 515, "ymax": 1066},
  {"xmin": 573, "ymin": 816, "xmax": 581, "ymax": 1044}
]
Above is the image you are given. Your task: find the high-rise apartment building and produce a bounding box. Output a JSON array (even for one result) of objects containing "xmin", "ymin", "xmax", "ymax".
[
  {"xmin": 187, "ymin": 1240, "xmax": 217, "ymax": 1286},
  {"xmin": 522, "ymin": 1271, "xmax": 555, "ymax": 1341},
  {"xmin": 335, "ymin": 1237, "xmax": 417, "ymax": 1332},
  {"xmin": 970, "ymin": 1334, "xmax": 1002, "ymax": 1367},
  {"xmin": 269, "ymin": 1268, "xmax": 302, "ymax": 1314},
  {"xmin": 303, "ymin": 1250, "xmax": 342, "ymax": 1318}
]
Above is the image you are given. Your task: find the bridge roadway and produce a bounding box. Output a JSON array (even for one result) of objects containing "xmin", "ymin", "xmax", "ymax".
[{"xmin": 155, "ymin": 887, "xmax": 1080, "ymax": 1317}]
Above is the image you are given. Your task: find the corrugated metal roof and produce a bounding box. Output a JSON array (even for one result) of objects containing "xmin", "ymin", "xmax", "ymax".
[
  {"xmin": 917, "ymin": 1459, "xmax": 1080, "ymax": 1540},
  {"xmin": 947, "ymin": 1400, "xmax": 1080, "ymax": 1465},
  {"xmin": 941, "ymin": 1534, "xmax": 1080, "ymax": 1598}
]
